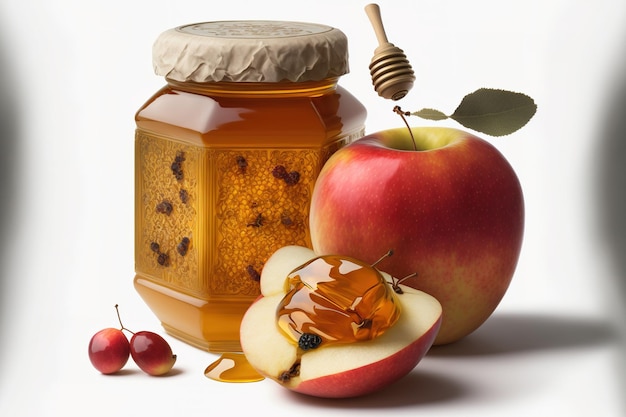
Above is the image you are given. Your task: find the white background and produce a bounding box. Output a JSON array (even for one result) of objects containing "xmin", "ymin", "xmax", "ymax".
[{"xmin": 0, "ymin": 0, "xmax": 625, "ymax": 415}]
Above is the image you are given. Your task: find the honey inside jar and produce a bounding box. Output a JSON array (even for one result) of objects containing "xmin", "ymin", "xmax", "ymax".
[{"xmin": 276, "ymin": 255, "xmax": 401, "ymax": 348}]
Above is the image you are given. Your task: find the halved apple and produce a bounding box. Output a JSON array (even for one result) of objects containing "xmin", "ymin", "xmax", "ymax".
[{"xmin": 240, "ymin": 245, "xmax": 442, "ymax": 398}]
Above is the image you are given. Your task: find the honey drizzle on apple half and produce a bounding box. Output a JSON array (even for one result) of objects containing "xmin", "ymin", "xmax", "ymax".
[{"xmin": 275, "ymin": 255, "xmax": 401, "ymax": 382}]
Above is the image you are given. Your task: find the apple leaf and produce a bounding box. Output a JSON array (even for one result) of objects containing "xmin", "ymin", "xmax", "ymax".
[
  {"xmin": 450, "ymin": 88, "xmax": 537, "ymax": 136},
  {"xmin": 412, "ymin": 108, "xmax": 448, "ymax": 121},
  {"xmin": 410, "ymin": 88, "xmax": 537, "ymax": 137}
]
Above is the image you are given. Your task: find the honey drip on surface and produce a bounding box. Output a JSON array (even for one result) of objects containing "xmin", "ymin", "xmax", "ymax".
[
  {"xmin": 276, "ymin": 255, "xmax": 401, "ymax": 347},
  {"xmin": 204, "ymin": 353, "xmax": 265, "ymax": 383}
]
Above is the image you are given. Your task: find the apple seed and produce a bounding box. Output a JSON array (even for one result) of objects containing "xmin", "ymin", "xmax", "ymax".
[{"xmin": 278, "ymin": 361, "xmax": 301, "ymax": 382}]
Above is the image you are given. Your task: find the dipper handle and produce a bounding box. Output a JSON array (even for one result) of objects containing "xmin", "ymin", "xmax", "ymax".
[{"xmin": 365, "ymin": 3, "xmax": 390, "ymax": 46}]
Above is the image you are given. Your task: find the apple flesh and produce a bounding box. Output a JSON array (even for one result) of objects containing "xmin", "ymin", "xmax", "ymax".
[
  {"xmin": 240, "ymin": 246, "xmax": 442, "ymax": 398},
  {"xmin": 309, "ymin": 127, "xmax": 524, "ymax": 345}
]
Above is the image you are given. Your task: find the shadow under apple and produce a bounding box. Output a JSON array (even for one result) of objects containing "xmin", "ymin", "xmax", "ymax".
[
  {"xmin": 427, "ymin": 312, "xmax": 617, "ymax": 358},
  {"xmin": 281, "ymin": 311, "xmax": 616, "ymax": 408}
]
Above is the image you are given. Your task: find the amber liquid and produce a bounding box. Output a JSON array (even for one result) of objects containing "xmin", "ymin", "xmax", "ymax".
[
  {"xmin": 204, "ymin": 353, "xmax": 264, "ymax": 383},
  {"xmin": 277, "ymin": 255, "xmax": 401, "ymax": 347},
  {"xmin": 134, "ymin": 79, "xmax": 366, "ymax": 352}
]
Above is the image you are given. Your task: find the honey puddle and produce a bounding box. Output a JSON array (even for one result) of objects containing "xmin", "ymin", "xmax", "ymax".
[{"xmin": 204, "ymin": 352, "xmax": 265, "ymax": 383}]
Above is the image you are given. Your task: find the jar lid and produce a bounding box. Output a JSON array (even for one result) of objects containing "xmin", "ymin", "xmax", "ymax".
[{"xmin": 152, "ymin": 20, "xmax": 350, "ymax": 83}]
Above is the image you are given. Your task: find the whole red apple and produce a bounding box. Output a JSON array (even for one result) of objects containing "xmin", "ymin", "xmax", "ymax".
[{"xmin": 309, "ymin": 127, "xmax": 524, "ymax": 345}]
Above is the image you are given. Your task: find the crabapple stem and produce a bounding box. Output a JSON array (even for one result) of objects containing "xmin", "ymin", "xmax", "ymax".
[
  {"xmin": 393, "ymin": 106, "xmax": 417, "ymax": 151},
  {"xmin": 114, "ymin": 304, "xmax": 135, "ymax": 335}
]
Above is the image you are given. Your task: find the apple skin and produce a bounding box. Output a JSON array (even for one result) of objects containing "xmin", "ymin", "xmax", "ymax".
[
  {"xmin": 88, "ymin": 328, "xmax": 130, "ymax": 374},
  {"xmin": 309, "ymin": 127, "xmax": 524, "ymax": 345}
]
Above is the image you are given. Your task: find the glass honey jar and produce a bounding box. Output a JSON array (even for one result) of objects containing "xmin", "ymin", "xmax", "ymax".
[{"xmin": 133, "ymin": 20, "xmax": 367, "ymax": 353}]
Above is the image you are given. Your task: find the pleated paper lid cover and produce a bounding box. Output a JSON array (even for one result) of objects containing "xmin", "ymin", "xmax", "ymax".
[{"xmin": 153, "ymin": 20, "xmax": 350, "ymax": 83}]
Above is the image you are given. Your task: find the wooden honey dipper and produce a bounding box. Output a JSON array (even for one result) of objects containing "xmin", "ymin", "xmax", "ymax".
[{"xmin": 365, "ymin": 3, "xmax": 415, "ymax": 100}]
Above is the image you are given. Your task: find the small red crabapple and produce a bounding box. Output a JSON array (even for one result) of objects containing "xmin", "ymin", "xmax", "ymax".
[
  {"xmin": 130, "ymin": 331, "xmax": 177, "ymax": 376},
  {"xmin": 88, "ymin": 305, "xmax": 176, "ymax": 376}
]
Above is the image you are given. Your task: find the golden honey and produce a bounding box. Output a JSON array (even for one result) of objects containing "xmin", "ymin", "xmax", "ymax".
[
  {"xmin": 276, "ymin": 255, "xmax": 401, "ymax": 348},
  {"xmin": 134, "ymin": 21, "xmax": 367, "ymax": 353},
  {"xmin": 204, "ymin": 352, "xmax": 264, "ymax": 383}
]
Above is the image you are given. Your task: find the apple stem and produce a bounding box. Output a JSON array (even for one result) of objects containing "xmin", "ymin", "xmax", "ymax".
[
  {"xmin": 393, "ymin": 106, "xmax": 417, "ymax": 151},
  {"xmin": 114, "ymin": 304, "xmax": 135, "ymax": 335},
  {"xmin": 371, "ymin": 249, "xmax": 394, "ymax": 268},
  {"xmin": 391, "ymin": 272, "xmax": 418, "ymax": 294}
]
